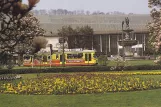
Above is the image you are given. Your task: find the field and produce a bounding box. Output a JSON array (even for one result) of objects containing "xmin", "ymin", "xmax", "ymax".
[{"xmin": 1, "ymin": 70, "xmax": 161, "ymax": 107}]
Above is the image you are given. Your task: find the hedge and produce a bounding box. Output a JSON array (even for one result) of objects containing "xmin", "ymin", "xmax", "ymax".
[{"xmin": 0, "ymin": 65, "xmax": 161, "ymax": 74}]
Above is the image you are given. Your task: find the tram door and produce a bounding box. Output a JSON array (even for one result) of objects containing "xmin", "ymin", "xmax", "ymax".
[
  {"xmin": 60, "ymin": 54, "xmax": 66, "ymax": 64},
  {"xmin": 23, "ymin": 55, "xmax": 32, "ymax": 66},
  {"xmin": 85, "ymin": 53, "xmax": 92, "ymax": 64},
  {"xmin": 42, "ymin": 56, "xmax": 47, "ymax": 62}
]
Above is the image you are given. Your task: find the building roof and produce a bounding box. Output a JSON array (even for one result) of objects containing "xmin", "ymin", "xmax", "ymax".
[{"xmin": 35, "ymin": 14, "xmax": 151, "ymax": 36}]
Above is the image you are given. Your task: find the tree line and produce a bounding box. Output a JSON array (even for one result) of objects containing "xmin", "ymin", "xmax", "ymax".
[
  {"xmin": 32, "ymin": 9, "xmax": 127, "ymax": 15},
  {"xmin": 57, "ymin": 25, "xmax": 95, "ymax": 50}
]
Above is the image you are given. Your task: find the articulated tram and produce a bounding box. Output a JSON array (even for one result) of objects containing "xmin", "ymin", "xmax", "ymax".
[{"xmin": 23, "ymin": 49, "xmax": 97, "ymax": 67}]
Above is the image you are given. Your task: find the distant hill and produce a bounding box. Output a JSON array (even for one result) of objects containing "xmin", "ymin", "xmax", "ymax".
[{"xmin": 32, "ymin": 9, "xmax": 127, "ymax": 15}]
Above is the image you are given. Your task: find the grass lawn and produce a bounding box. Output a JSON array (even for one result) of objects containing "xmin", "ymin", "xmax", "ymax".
[{"xmin": 0, "ymin": 89, "xmax": 161, "ymax": 107}]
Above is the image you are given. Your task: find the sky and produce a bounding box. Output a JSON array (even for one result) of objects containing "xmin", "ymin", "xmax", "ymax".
[{"xmin": 23, "ymin": 0, "xmax": 151, "ymax": 14}]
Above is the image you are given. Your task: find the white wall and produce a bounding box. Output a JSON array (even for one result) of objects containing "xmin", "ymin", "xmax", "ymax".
[
  {"xmin": 40, "ymin": 36, "xmax": 68, "ymax": 52},
  {"xmin": 41, "ymin": 36, "xmax": 59, "ymax": 52}
]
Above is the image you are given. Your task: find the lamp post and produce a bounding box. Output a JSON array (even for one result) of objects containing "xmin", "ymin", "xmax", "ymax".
[
  {"xmin": 49, "ymin": 44, "xmax": 53, "ymax": 67},
  {"xmin": 62, "ymin": 39, "xmax": 65, "ymax": 67},
  {"xmin": 121, "ymin": 21, "xmax": 125, "ymax": 61},
  {"xmin": 122, "ymin": 29, "xmax": 125, "ymax": 61},
  {"xmin": 59, "ymin": 36, "xmax": 65, "ymax": 67}
]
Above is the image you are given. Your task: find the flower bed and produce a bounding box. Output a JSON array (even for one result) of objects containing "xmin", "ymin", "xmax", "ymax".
[{"xmin": 1, "ymin": 72, "xmax": 161, "ymax": 95}]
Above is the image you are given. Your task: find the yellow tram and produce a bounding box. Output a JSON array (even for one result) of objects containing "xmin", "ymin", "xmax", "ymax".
[{"xmin": 23, "ymin": 49, "xmax": 97, "ymax": 67}]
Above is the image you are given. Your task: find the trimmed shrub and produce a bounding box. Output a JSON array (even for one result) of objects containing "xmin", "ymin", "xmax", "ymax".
[{"xmin": 0, "ymin": 65, "xmax": 161, "ymax": 74}]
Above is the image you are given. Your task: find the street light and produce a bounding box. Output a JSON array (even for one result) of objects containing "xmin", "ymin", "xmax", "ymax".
[
  {"xmin": 121, "ymin": 21, "xmax": 125, "ymax": 61},
  {"xmin": 49, "ymin": 44, "xmax": 53, "ymax": 68},
  {"xmin": 59, "ymin": 37, "xmax": 65, "ymax": 67}
]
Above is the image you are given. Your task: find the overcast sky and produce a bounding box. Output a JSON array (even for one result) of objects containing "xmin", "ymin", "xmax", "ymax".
[{"xmin": 23, "ymin": 0, "xmax": 150, "ymax": 14}]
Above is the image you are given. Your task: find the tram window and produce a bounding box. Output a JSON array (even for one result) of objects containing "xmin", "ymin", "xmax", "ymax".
[
  {"xmin": 73, "ymin": 54, "xmax": 77, "ymax": 58},
  {"xmin": 24, "ymin": 56, "xmax": 30, "ymax": 60},
  {"xmin": 67, "ymin": 54, "xmax": 72, "ymax": 59},
  {"xmin": 78, "ymin": 53, "xmax": 83, "ymax": 58},
  {"xmin": 89, "ymin": 54, "xmax": 91, "ymax": 61},
  {"xmin": 85, "ymin": 54, "xmax": 91, "ymax": 61},
  {"xmin": 60, "ymin": 55, "xmax": 62, "ymax": 61},
  {"xmin": 85, "ymin": 54, "xmax": 88, "ymax": 61},
  {"xmin": 93, "ymin": 54, "xmax": 97, "ymax": 58},
  {"xmin": 67, "ymin": 54, "xmax": 75, "ymax": 59},
  {"xmin": 48, "ymin": 56, "xmax": 51, "ymax": 60},
  {"xmin": 42, "ymin": 56, "xmax": 47, "ymax": 62},
  {"xmin": 67, "ymin": 53, "xmax": 83, "ymax": 59}
]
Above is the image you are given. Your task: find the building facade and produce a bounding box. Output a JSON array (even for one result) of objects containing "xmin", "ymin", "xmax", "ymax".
[{"xmin": 92, "ymin": 32, "xmax": 148, "ymax": 56}]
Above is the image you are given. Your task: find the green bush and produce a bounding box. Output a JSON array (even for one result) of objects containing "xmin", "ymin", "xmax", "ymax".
[
  {"xmin": 0, "ymin": 65, "xmax": 161, "ymax": 74},
  {"xmin": 97, "ymin": 55, "xmax": 108, "ymax": 66}
]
